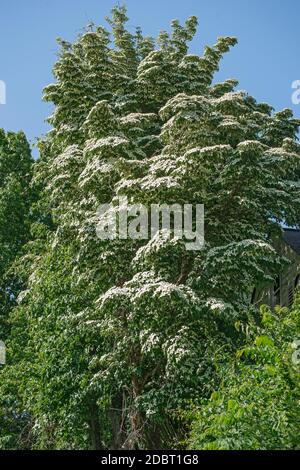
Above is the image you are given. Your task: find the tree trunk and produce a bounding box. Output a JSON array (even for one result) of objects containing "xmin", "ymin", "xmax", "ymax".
[
  {"xmin": 109, "ymin": 394, "xmax": 126, "ymax": 450},
  {"xmin": 88, "ymin": 402, "xmax": 102, "ymax": 450}
]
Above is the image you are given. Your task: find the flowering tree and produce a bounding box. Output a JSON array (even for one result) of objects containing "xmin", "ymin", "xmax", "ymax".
[{"xmin": 1, "ymin": 6, "xmax": 300, "ymax": 450}]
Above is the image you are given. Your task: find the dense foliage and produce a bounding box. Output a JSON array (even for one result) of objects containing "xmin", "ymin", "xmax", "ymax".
[
  {"xmin": 0, "ymin": 130, "xmax": 33, "ymax": 448},
  {"xmin": 186, "ymin": 301, "xmax": 300, "ymax": 450},
  {"xmin": 0, "ymin": 6, "xmax": 300, "ymax": 450}
]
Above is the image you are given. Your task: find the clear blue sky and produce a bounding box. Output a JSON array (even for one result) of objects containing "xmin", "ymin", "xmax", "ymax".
[{"xmin": 0, "ymin": 0, "xmax": 300, "ymax": 156}]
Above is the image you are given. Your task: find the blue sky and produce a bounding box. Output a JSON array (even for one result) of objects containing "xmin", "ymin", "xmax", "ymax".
[{"xmin": 0, "ymin": 0, "xmax": 300, "ymax": 156}]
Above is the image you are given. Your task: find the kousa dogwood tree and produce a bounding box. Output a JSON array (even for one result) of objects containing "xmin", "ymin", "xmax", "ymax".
[{"xmin": 3, "ymin": 6, "xmax": 300, "ymax": 450}]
